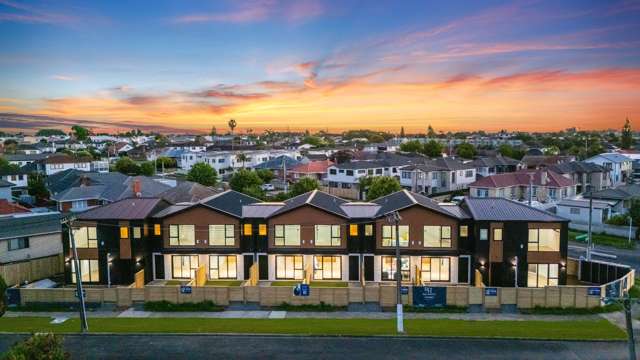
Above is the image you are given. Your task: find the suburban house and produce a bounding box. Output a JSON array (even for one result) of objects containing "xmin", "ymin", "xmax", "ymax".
[
  {"xmin": 66, "ymin": 189, "xmax": 568, "ymax": 288},
  {"xmin": 469, "ymin": 156, "xmax": 525, "ymax": 177},
  {"xmin": 0, "ymin": 163, "xmax": 33, "ymax": 194},
  {"xmin": 288, "ymin": 160, "xmax": 333, "ymax": 181},
  {"xmin": 179, "ymin": 150, "xmax": 301, "ymax": 174},
  {"xmin": 399, "ymin": 158, "xmax": 476, "ymax": 195},
  {"xmin": 0, "ymin": 212, "xmax": 63, "ymax": 286},
  {"xmin": 584, "ymin": 183, "xmax": 640, "ymax": 216},
  {"xmin": 42, "ymin": 154, "xmax": 93, "ymax": 175},
  {"xmin": 469, "ymin": 169, "xmax": 576, "ymax": 203},
  {"xmin": 3, "ymin": 153, "xmax": 48, "ymax": 167},
  {"xmin": 584, "ymin": 153, "xmax": 633, "ymax": 187},
  {"xmin": 0, "ymin": 180, "xmax": 13, "ymax": 201},
  {"xmin": 556, "ymin": 198, "xmax": 613, "ymax": 226},
  {"xmin": 548, "ymin": 161, "xmax": 611, "ymax": 194},
  {"xmin": 521, "ymin": 155, "xmax": 575, "ymax": 169}
]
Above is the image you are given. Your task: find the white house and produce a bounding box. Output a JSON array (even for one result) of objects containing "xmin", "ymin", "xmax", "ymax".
[
  {"xmin": 179, "ymin": 149, "xmax": 301, "ymax": 175},
  {"xmin": 42, "ymin": 154, "xmax": 93, "ymax": 175},
  {"xmin": 556, "ymin": 198, "xmax": 614, "ymax": 226},
  {"xmin": 584, "ymin": 153, "xmax": 632, "ymax": 187}
]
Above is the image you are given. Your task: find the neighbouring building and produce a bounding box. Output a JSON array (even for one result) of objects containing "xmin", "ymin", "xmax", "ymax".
[
  {"xmin": 66, "ymin": 189, "xmax": 569, "ymax": 288},
  {"xmin": 288, "ymin": 160, "xmax": 333, "ymax": 181},
  {"xmin": 469, "ymin": 156, "xmax": 525, "ymax": 178},
  {"xmin": 548, "ymin": 161, "xmax": 611, "ymax": 194},
  {"xmin": 0, "ymin": 212, "xmax": 63, "ymax": 286},
  {"xmin": 521, "ymin": 155, "xmax": 575, "ymax": 169},
  {"xmin": 556, "ymin": 198, "xmax": 613, "ymax": 226},
  {"xmin": 584, "ymin": 153, "xmax": 633, "ymax": 187},
  {"xmin": 584, "ymin": 183, "xmax": 640, "ymax": 216},
  {"xmin": 42, "ymin": 154, "xmax": 93, "ymax": 175},
  {"xmin": 469, "ymin": 169, "xmax": 576, "ymax": 203}
]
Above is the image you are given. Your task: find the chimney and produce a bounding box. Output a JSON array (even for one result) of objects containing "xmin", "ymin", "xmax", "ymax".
[
  {"xmin": 133, "ymin": 179, "xmax": 142, "ymax": 197},
  {"xmin": 540, "ymin": 170, "xmax": 548, "ymax": 186},
  {"xmin": 80, "ymin": 176, "xmax": 90, "ymax": 187}
]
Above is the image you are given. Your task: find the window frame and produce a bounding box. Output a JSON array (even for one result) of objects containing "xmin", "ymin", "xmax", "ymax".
[
  {"xmin": 274, "ymin": 225, "xmax": 301, "ymax": 246},
  {"xmin": 493, "ymin": 228, "xmax": 503, "ymax": 241},
  {"xmin": 71, "ymin": 259, "xmax": 100, "ymax": 283},
  {"xmin": 209, "ymin": 224, "xmax": 235, "ymax": 246},
  {"xmin": 420, "ymin": 256, "xmax": 451, "ymax": 282},
  {"xmin": 423, "ymin": 225, "xmax": 452, "ymax": 248},
  {"xmin": 528, "ymin": 228, "xmax": 560, "ymax": 252},
  {"xmin": 275, "ymin": 255, "xmax": 304, "ymax": 280},
  {"xmin": 381, "ymin": 255, "xmax": 410, "ymax": 281},
  {"xmin": 171, "ymin": 255, "xmax": 199, "ymax": 279},
  {"xmin": 169, "ymin": 224, "xmax": 196, "ymax": 246},
  {"xmin": 72, "ymin": 227, "xmax": 97, "ymax": 248},
  {"xmin": 209, "ymin": 255, "xmax": 237, "ymax": 280},
  {"xmin": 313, "ymin": 255, "xmax": 342, "ymax": 280},
  {"xmin": 381, "ymin": 225, "xmax": 409, "ymax": 247},
  {"xmin": 315, "ymin": 224, "xmax": 341, "ymax": 247},
  {"xmin": 8, "ymin": 237, "xmax": 29, "ymax": 251},
  {"xmin": 527, "ymin": 263, "xmax": 559, "ymax": 287}
]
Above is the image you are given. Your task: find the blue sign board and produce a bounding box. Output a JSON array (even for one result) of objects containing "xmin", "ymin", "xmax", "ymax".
[
  {"xmin": 293, "ymin": 284, "xmax": 310, "ymax": 296},
  {"xmin": 412, "ymin": 287, "xmax": 447, "ymax": 307},
  {"xmin": 587, "ymin": 287, "xmax": 601, "ymax": 296},
  {"xmin": 74, "ymin": 289, "xmax": 86, "ymax": 299},
  {"xmin": 180, "ymin": 285, "xmax": 192, "ymax": 294},
  {"xmin": 605, "ymin": 282, "xmax": 620, "ymax": 299},
  {"xmin": 400, "ymin": 286, "xmax": 409, "ymax": 295},
  {"xmin": 484, "ymin": 288, "xmax": 498, "ymax": 296}
]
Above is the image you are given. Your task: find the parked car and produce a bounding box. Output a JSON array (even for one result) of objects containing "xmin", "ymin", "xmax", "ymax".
[{"xmin": 261, "ymin": 183, "xmax": 275, "ymax": 191}]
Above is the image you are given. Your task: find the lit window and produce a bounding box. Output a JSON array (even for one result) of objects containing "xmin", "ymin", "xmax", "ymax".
[
  {"xmin": 275, "ymin": 255, "xmax": 303, "ymax": 279},
  {"xmin": 258, "ymin": 224, "xmax": 267, "ymax": 236},
  {"xmin": 172, "ymin": 255, "xmax": 199, "ymax": 279},
  {"xmin": 274, "ymin": 225, "xmax": 301, "ymax": 246},
  {"xmin": 71, "ymin": 259, "xmax": 99, "ymax": 283},
  {"xmin": 528, "ymin": 228, "xmax": 560, "ymax": 252},
  {"xmin": 315, "ymin": 225, "xmax": 341, "ymax": 246},
  {"xmin": 421, "ymin": 257, "xmax": 450, "ymax": 282},
  {"xmin": 382, "ymin": 225, "xmax": 409, "ymax": 247},
  {"xmin": 209, "ymin": 225, "xmax": 235, "ymax": 246},
  {"xmin": 460, "ymin": 225, "xmax": 468, "ymax": 237},
  {"xmin": 209, "ymin": 255, "xmax": 237, "ymax": 279},
  {"xmin": 169, "ymin": 225, "xmax": 196, "ymax": 246},
  {"xmin": 120, "ymin": 227, "xmax": 129, "ymax": 239},
  {"xmin": 243, "ymin": 223, "xmax": 253, "ymax": 235},
  {"xmin": 527, "ymin": 263, "xmax": 559, "ymax": 287},
  {"xmin": 133, "ymin": 227, "xmax": 142, "ymax": 239},
  {"xmin": 479, "ymin": 229, "xmax": 488, "ymax": 241},
  {"xmin": 154, "ymin": 224, "xmax": 161, "ymax": 236},
  {"xmin": 349, "ymin": 224, "xmax": 358, "ymax": 236},
  {"xmin": 493, "ymin": 228, "xmax": 503, "ymax": 241},
  {"xmin": 381, "ymin": 256, "xmax": 410, "ymax": 281},
  {"xmin": 72, "ymin": 227, "xmax": 97, "ymax": 248},
  {"xmin": 314, "ymin": 256, "xmax": 342, "ymax": 280},
  {"xmin": 364, "ymin": 224, "xmax": 373, "ymax": 236},
  {"xmin": 423, "ymin": 226, "xmax": 451, "ymax": 248}
]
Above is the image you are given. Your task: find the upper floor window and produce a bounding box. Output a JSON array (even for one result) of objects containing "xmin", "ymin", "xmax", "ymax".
[
  {"xmin": 315, "ymin": 225, "xmax": 341, "ymax": 246},
  {"xmin": 8, "ymin": 237, "xmax": 29, "ymax": 251},
  {"xmin": 120, "ymin": 226, "xmax": 128, "ymax": 239},
  {"xmin": 169, "ymin": 224, "xmax": 196, "ymax": 246},
  {"xmin": 349, "ymin": 224, "xmax": 358, "ymax": 236},
  {"xmin": 365, "ymin": 224, "xmax": 374, "ymax": 236},
  {"xmin": 460, "ymin": 225, "xmax": 468, "ymax": 237},
  {"xmin": 209, "ymin": 225, "xmax": 235, "ymax": 246},
  {"xmin": 479, "ymin": 229, "xmax": 489, "ymax": 241},
  {"xmin": 346, "ymin": 170, "xmax": 354, "ymax": 176},
  {"xmin": 274, "ymin": 225, "xmax": 301, "ymax": 246},
  {"xmin": 528, "ymin": 228, "xmax": 560, "ymax": 252},
  {"xmin": 133, "ymin": 227, "xmax": 142, "ymax": 239},
  {"xmin": 477, "ymin": 188, "xmax": 489, "ymax": 197},
  {"xmin": 258, "ymin": 224, "xmax": 267, "ymax": 236},
  {"xmin": 243, "ymin": 223, "xmax": 253, "ymax": 236},
  {"xmin": 493, "ymin": 228, "xmax": 503, "ymax": 241},
  {"xmin": 154, "ymin": 224, "xmax": 161, "ymax": 236},
  {"xmin": 382, "ymin": 225, "xmax": 409, "ymax": 247},
  {"xmin": 423, "ymin": 226, "xmax": 452, "ymax": 248},
  {"xmin": 73, "ymin": 227, "xmax": 97, "ymax": 248}
]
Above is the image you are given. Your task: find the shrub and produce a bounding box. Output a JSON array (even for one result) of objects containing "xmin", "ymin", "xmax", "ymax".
[
  {"xmin": 143, "ymin": 300, "xmax": 223, "ymax": 312},
  {"xmin": 605, "ymin": 214, "xmax": 630, "ymax": 226},
  {"xmin": 404, "ymin": 305, "xmax": 468, "ymax": 313},
  {"xmin": 1, "ymin": 333, "xmax": 69, "ymax": 360},
  {"xmin": 0, "ymin": 275, "xmax": 6, "ymax": 316},
  {"xmin": 274, "ymin": 302, "xmax": 345, "ymax": 312}
]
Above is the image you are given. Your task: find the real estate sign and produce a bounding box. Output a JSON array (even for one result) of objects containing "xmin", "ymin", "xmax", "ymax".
[{"xmin": 412, "ymin": 286, "xmax": 446, "ymax": 307}]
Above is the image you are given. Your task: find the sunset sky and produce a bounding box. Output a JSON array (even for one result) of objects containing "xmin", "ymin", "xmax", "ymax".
[{"xmin": 1, "ymin": 0, "xmax": 639, "ymax": 134}]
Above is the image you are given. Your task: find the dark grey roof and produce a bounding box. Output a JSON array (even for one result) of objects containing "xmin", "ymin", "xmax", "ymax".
[
  {"xmin": 470, "ymin": 156, "xmax": 521, "ymax": 168},
  {"xmin": 438, "ymin": 204, "xmax": 471, "ymax": 219},
  {"xmin": 201, "ymin": 190, "xmax": 261, "ymax": 218},
  {"xmin": 270, "ymin": 190, "xmax": 349, "ymax": 218},
  {"xmin": 46, "ymin": 170, "xmax": 128, "ymax": 195},
  {"xmin": 51, "ymin": 185, "xmax": 107, "ymax": 202},
  {"xmin": 428, "ymin": 157, "xmax": 475, "ymax": 171},
  {"xmin": 0, "ymin": 179, "xmax": 14, "ymax": 187},
  {"xmin": 373, "ymin": 190, "xmax": 461, "ymax": 218},
  {"xmin": 339, "ymin": 202, "xmax": 381, "ymax": 218},
  {"xmin": 548, "ymin": 161, "xmax": 605, "ymax": 174},
  {"xmin": 253, "ymin": 155, "xmax": 302, "ymax": 170},
  {"xmin": 586, "ymin": 184, "xmax": 640, "ymax": 201},
  {"xmin": 242, "ymin": 203, "xmax": 285, "ymax": 218},
  {"xmin": 4, "ymin": 153, "xmax": 49, "ymax": 162},
  {"xmin": 151, "ymin": 204, "xmax": 193, "ymax": 218},
  {"xmin": 77, "ymin": 198, "xmax": 168, "ymax": 220},
  {"xmin": 158, "ymin": 181, "xmax": 219, "ymax": 204},
  {"xmin": 462, "ymin": 197, "xmax": 566, "ymax": 222},
  {"xmin": 0, "ymin": 212, "xmax": 61, "ymax": 240}
]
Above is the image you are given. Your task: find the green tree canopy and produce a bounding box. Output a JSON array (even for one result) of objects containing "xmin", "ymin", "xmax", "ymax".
[
  {"xmin": 71, "ymin": 125, "xmax": 90, "ymax": 141},
  {"xmin": 114, "ymin": 157, "xmax": 140, "ymax": 175},
  {"xmin": 621, "ymin": 118, "xmax": 633, "ymax": 149},
  {"xmin": 289, "ymin": 177, "xmax": 319, "ymax": 197},
  {"xmin": 0, "ymin": 157, "xmax": 19, "ymax": 173},
  {"xmin": 139, "ymin": 162, "xmax": 156, "ymax": 177},
  {"xmin": 255, "ymin": 169, "xmax": 274, "ymax": 184},
  {"xmin": 35, "ymin": 129, "xmax": 65, "ymax": 136},
  {"xmin": 422, "ymin": 140, "xmax": 444, "ymax": 157},
  {"xmin": 399, "ymin": 140, "xmax": 422, "ymax": 153},
  {"xmin": 229, "ymin": 169, "xmax": 263, "ymax": 193},
  {"xmin": 155, "ymin": 156, "xmax": 176, "ymax": 170},
  {"xmin": 186, "ymin": 163, "xmax": 218, "ymax": 186},
  {"xmin": 366, "ymin": 176, "xmax": 402, "ymax": 200},
  {"xmin": 27, "ymin": 172, "xmax": 49, "ymax": 201},
  {"xmin": 455, "ymin": 143, "xmax": 476, "ymax": 159}
]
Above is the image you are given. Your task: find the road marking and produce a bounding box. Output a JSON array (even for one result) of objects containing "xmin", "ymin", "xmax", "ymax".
[
  {"xmin": 51, "ymin": 316, "xmax": 69, "ymax": 324},
  {"xmin": 268, "ymin": 311, "xmax": 286, "ymax": 319}
]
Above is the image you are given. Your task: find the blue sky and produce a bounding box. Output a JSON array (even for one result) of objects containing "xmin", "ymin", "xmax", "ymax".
[{"xmin": 1, "ymin": 0, "xmax": 639, "ymax": 133}]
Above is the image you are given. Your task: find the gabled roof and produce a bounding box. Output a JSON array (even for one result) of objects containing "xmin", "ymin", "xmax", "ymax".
[
  {"xmin": 548, "ymin": 161, "xmax": 605, "ymax": 174},
  {"xmin": 339, "ymin": 202, "xmax": 381, "ymax": 218},
  {"xmin": 253, "ymin": 155, "xmax": 302, "ymax": 170},
  {"xmin": 585, "ymin": 153, "xmax": 631, "ymax": 163},
  {"xmin": 470, "ymin": 169, "xmax": 574, "ymax": 188},
  {"xmin": 0, "ymin": 199, "xmax": 30, "ymax": 215},
  {"xmin": 201, "ymin": 190, "xmax": 261, "ymax": 218},
  {"xmin": 158, "ymin": 181, "xmax": 219, "ymax": 204},
  {"xmin": 270, "ymin": 190, "xmax": 349, "ymax": 218},
  {"xmin": 373, "ymin": 189, "xmax": 463, "ymax": 219},
  {"xmin": 586, "ymin": 184, "xmax": 640, "ymax": 200},
  {"xmin": 428, "ymin": 157, "xmax": 475, "ymax": 171},
  {"xmin": 521, "ymin": 155, "xmax": 574, "ymax": 167},
  {"xmin": 76, "ymin": 197, "xmax": 168, "ymax": 220},
  {"xmin": 462, "ymin": 197, "xmax": 566, "ymax": 222},
  {"xmin": 242, "ymin": 203, "xmax": 285, "ymax": 218},
  {"xmin": 469, "ymin": 156, "xmax": 521, "ymax": 168},
  {"xmin": 43, "ymin": 154, "xmax": 92, "ymax": 164},
  {"xmin": 289, "ymin": 160, "xmax": 333, "ymax": 174},
  {"xmin": 0, "ymin": 212, "xmax": 61, "ymax": 240}
]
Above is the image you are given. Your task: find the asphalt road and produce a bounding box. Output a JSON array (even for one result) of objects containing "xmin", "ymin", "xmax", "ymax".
[
  {"xmin": 0, "ymin": 334, "xmax": 635, "ymax": 360},
  {"xmin": 569, "ymin": 241, "xmax": 640, "ymax": 272}
]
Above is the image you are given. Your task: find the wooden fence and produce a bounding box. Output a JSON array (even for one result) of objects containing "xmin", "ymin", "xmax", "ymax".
[{"xmin": 0, "ymin": 254, "xmax": 63, "ymax": 286}]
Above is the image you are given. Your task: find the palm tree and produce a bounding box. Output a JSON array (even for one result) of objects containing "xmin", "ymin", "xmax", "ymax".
[
  {"xmin": 236, "ymin": 153, "xmax": 248, "ymax": 168},
  {"xmin": 228, "ymin": 119, "xmax": 237, "ymax": 151}
]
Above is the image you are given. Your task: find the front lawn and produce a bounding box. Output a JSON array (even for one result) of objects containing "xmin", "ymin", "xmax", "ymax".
[
  {"xmin": 569, "ymin": 230, "xmax": 636, "ymax": 250},
  {"xmin": 205, "ymin": 280, "xmax": 243, "ymax": 286},
  {"xmin": 0, "ymin": 317, "xmax": 626, "ymax": 340},
  {"xmin": 270, "ymin": 281, "xmax": 348, "ymax": 288},
  {"xmin": 629, "ymin": 278, "xmax": 640, "ymax": 298}
]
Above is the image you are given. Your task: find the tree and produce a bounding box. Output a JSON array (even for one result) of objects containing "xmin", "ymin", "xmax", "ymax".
[
  {"xmin": 241, "ymin": 185, "xmax": 265, "ymax": 200},
  {"xmin": 155, "ymin": 156, "xmax": 176, "ymax": 170},
  {"xmin": 114, "ymin": 157, "xmax": 141, "ymax": 175},
  {"xmin": 236, "ymin": 153, "xmax": 248, "ymax": 168},
  {"xmin": 289, "ymin": 177, "xmax": 319, "ymax": 197},
  {"xmin": 2, "ymin": 140, "xmax": 17, "ymax": 155},
  {"xmin": 422, "ymin": 140, "xmax": 443, "ymax": 157},
  {"xmin": 427, "ymin": 124, "xmax": 436, "ymax": 138},
  {"xmin": 399, "ymin": 140, "xmax": 422, "ymax": 153},
  {"xmin": 0, "ymin": 274, "xmax": 7, "ymax": 315},
  {"xmin": 621, "ymin": 118, "xmax": 633, "ymax": 149},
  {"xmin": 2, "ymin": 333, "xmax": 69, "ymax": 360},
  {"xmin": 229, "ymin": 169, "xmax": 263, "ymax": 192},
  {"xmin": 330, "ymin": 150, "xmax": 353, "ymax": 164},
  {"xmin": 366, "ymin": 176, "xmax": 401, "ymax": 200},
  {"xmin": 139, "ymin": 162, "xmax": 156, "ymax": 176},
  {"xmin": 35, "ymin": 129, "xmax": 65, "ymax": 136},
  {"xmin": 210, "ymin": 126, "xmax": 217, "ymax": 136},
  {"xmin": 543, "ymin": 145, "xmax": 560, "ymax": 156},
  {"xmin": 302, "ymin": 135, "xmax": 324, "ymax": 147},
  {"xmin": 455, "ymin": 143, "xmax": 476, "ymax": 159},
  {"xmin": 228, "ymin": 118, "xmax": 237, "ymax": 134},
  {"xmin": 71, "ymin": 125, "xmax": 90, "ymax": 141},
  {"xmin": 186, "ymin": 163, "xmax": 218, "ymax": 186},
  {"xmin": 400, "ymin": 126, "xmax": 405, "ymax": 138},
  {"xmin": 626, "ymin": 199, "xmax": 640, "ymax": 240},
  {"xmin": 497, "ymin": 144, "xmax": 525, "ymax": 160},
  {"xmin": 27, "ymin": 172, "xmax": 49, "ymax": 200},
  {"xmin": 255, "ymin": 169, "xmax": 274, "ymax": 184},
  {"xmin": 0, "ymin": 157, "xmax": 19, "ymax": 173}
]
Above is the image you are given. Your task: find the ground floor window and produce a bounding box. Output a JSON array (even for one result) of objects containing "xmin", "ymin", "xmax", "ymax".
[
  {"xmin": 209, "ymin": 255, "xmax": 237, "ymax": 279},
  {"xmin": 527, "ymin": 263, "xmax": 559, "ymax": 287},
  {"xmin": 71, "ymin": 259, "xmax": 99, "ymax": 283},
  {"xmin": 172, "ymin": 255, "xmax": 199, "ymax": 279},
  {"xmin": 420, "ymin": 257, "xmax": 450, "ymax": 282},
  {"xmin": 313, "ymin": 256, "xmax": 342, "ymax": 280},
  {"xmin": 275, "ymin": 255, "xmax": 304, "ymax": 280},
  {"xmin": 381, "ymin": 256, "xmax": 410, "ymax": 281}
]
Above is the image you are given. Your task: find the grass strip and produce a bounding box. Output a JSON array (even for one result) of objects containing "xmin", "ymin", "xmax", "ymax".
[
  {"xmin": 205, "ymin": 280, "xmax": 243, "ymax": 286},
  {"xmin": 0, "ymin": 317, "xmax": 626, "ymax": 340},
  {"xmin": 569, "ymin": 230, "xmax": 636, "ymax": 250},
  {"xmin": 143, "ymin": 301, "xmax": 224, "ymax": 312},
  {"xmin": 274, "ymin": 302, "xmax": 346, "ymax": 312},
  {"xmin": 519, "ymin": 304, "xmax": 622, "ymax": 315}
]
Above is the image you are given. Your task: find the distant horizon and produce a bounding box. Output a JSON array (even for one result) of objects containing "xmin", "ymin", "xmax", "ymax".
[{"xmin": 1, "ymin": 1, "xmax": 639, "ymax": 133}]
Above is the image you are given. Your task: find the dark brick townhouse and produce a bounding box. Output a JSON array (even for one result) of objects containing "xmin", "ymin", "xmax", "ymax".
[{"xmin": 66, "ymin": 189, "xmax": 568, "ymax": 288}]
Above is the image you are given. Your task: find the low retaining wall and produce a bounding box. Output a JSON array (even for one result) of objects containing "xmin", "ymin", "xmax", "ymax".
[{"xmin": 570, "ymin": 222, "xmax": 637, "ymax": 239}]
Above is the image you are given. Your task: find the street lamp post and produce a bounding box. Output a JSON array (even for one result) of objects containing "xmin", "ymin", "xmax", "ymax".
[
  {"xmin": 63, "ymin": 216, "xmax": 89, "ymax": 333},
  {"xmin": 386, "ymin": 211, "xmax": 404, "ymax": 334}
]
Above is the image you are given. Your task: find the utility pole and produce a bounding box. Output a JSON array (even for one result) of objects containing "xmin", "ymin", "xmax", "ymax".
[
  {"xmin": 63, "ymin": 215, "xmax": 89, "ymax": 333},
  {"xmin": 587, "ymin": 185, "xmax": 593, "ymax": 261},
  {"xmin": 283, "ymin": 157, "xmax": 288, "ymax": 193},
  {"xmin": 514, "ymin": 255, "xmax": 518, "ymax": 287},
  {"xmin": 628, "ymin": 216, "xmax": 633, "ymax": 246},
  {"xmin": 528, "ymin": 174, "xmax": 533, "ymax": 206},
  {"xmin": 622, "ymin": 292, "xmax": 636, "ymax": 360},
  {"xmin": 386, "ymin": 211, "xmax": 404, "ymax": 334}
]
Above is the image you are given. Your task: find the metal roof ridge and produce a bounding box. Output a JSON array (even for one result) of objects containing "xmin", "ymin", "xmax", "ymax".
[
  {"xmin": 403, "ymin": 189, "xmax": 417, "ymax": 204},
  {"xmin": 306, "ymin": 189, "xmax": 318, "ymax": 204}
]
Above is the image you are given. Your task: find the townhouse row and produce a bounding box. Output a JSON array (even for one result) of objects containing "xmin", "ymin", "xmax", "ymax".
[{"xmin": 65, "ymin": 189, "xmax": 569, "ymax": 288}]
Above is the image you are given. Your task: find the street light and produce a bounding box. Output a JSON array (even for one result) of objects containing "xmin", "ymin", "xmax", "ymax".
[{"xmin": 386, "ymin": 211, "xmax": 404, "ymax": 334}]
